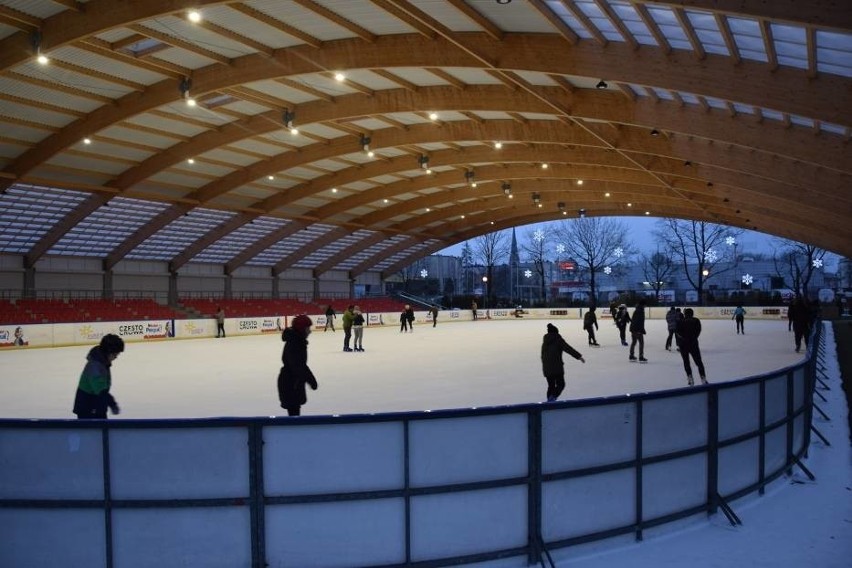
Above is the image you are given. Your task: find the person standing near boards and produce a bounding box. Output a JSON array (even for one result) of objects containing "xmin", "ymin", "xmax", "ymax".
[
  {"xmin": 215, "ymin": 306, "xmax": 226, "ymax": 338},
  {"xmin": 676, "ymin": 308, "xmax": 707, "ymax": 386},
  {"xmin": 732, "ymin": 305, "xmax": 747, "ymax": 334}
]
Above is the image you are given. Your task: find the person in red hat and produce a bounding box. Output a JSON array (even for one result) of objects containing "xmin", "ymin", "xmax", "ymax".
[{"xmin": 277, "ymin": 314, "xmax": 318, "ymax": 416}]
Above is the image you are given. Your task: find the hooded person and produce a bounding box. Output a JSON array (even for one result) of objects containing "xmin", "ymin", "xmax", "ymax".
[
  {"xmin": 278, "ymin": 314, "xmax": 318, "ymax": 416},
  {"xmin": 541, "ymin": 323, "xmax": 585, "ymax": 402},
  {"xmin": 73, "ymin": 333, "xmax": 125, "ymax": 419}
]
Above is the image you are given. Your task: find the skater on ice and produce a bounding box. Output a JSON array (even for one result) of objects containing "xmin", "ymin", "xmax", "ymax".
[{"xmin": 541, "ymin": 323, "xmax": 585, "ymax": 402}]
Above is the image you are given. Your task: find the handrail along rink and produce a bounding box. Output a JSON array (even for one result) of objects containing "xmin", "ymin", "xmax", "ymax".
[{"xmin": 0, "ymin": 324, "xmax": 823, "ymax": 567}]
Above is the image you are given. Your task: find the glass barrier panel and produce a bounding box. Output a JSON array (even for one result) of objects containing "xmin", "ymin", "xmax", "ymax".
[
  {"xmin": 642, "ymin": 454, "xmax": 707, "ymax": 520},
  {"xmin": 112, "ymin": 506, "xmax": 250, "ymax": 568},
  {"xmin": 764, "ymin": 425, "xmax": 788, "ymax": 475},
  {"xmin": 718, "ymin": 438, "xmax": 759, "ymax": 496},
  {"xmin": 542, "ymin": 469, "xmax": 635, "ymax": 541},
  {"xmin": 718, "ymin": 383, "xmax": 760, "ymax": 441},
  {"xmin": 765, "ymin": 375, "xmax": 788, "ymax": 425},
  {"xmin": 642, "ymin": 393, "xmax": 708, "ymax": 458},
  {"xmin": 265, "ymin": 498, "xmax": 405, "ymax": 567},
  {"xmin": 410, "ymin": 486, "xmax": 527, "ymax": 561},
  {"xmin": 263, "ymin": 422, "xmax": 404, "ymax": 496},
  {"xmin": 0, "ymin": 509, "xmax": 105, "ymax": 568},
  {"xmin": 409, "ymin": 413, "xmax": 527, "ymax": 487},
  {"xmin": 109, "ymin": 428, "xmax": 249, "ymax": 499},
  {"xmin": 793, "ymin": 414, "xmax": 805, "ymax": 456},
  {"xmin": 793, "ymin": 368, "xmax": 806, "ymax": 411},
  {"xmin": 542, "ymin": 404, "xmax": 635, "ymax": 473},
  {"xmin": 0, "ymin": 428, "xmax": 103, "ymax": 499}
]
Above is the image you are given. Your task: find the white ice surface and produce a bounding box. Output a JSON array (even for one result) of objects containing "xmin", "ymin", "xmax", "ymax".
[
  {"xmin": 0, "ymin": 318, "xmax": 806, "ymax": 419},
  {"xmin": 1, "ymin": 319, "xmax": 849, "ymax": 568}
]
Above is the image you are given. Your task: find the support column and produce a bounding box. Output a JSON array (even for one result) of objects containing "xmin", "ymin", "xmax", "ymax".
[
  {"xmin": 23, "ymin": 266, "xmax": 35, "ymax": 298},
  {"xmin": 348, "ymin": 274, "xmax": 355, "ymax": 299},
  {"xmin": 224, "ymin": 273, "xmax": 233, "ymax": 299},
  {"xmin": 103, "ymin": 267, "xmax": 114, "ymax": 300},
  {"xmin": 312, "ymin": 271, "xmax": 320, "ymax": 301},
  {"xmin": 272, "ymin": 269, "xmax": 280, "ymax": 299},
  {"xmin": 168, "ymin": 271, "xmax": 178, "ymax": 306}
]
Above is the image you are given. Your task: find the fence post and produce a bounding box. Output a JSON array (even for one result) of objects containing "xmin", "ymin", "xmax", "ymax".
[
  {"xmin": 528, "ymin": 410, "xmax": 542, "ymax": 565},
  {"xmin": 248, "ymin": 423, "xmax": 265, "ymax": 568},
  {"xmin": 706, "ymin": 389, "xmax": 719, "ymax": 516},
  {"xmin": 634, "ymin": 400, "xmax": 643, "ymax": 541},
  {"xmin": 102, "ymin": 426, "xmax": 114, "ymax": 568}
]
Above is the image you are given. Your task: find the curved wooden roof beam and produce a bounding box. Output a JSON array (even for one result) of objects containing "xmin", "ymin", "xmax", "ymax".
[{"xmin": 4, "ymin": 34, "xmax": 849, "ymax": 192}]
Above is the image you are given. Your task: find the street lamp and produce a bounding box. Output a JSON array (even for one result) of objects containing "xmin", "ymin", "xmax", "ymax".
[{"xmin": 482, "ymin": 276, "xmax": 488, "ymax": 312}]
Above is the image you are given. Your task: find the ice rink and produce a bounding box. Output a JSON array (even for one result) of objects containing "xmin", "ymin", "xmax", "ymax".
[{"xmin": 1, "ymin": 316, "xmax": 803, "ymax": 420}]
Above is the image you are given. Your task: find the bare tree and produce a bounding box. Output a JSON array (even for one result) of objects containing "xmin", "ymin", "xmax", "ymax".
[
  {"xmin": 472, "ymin": 230, "xmax": 509, "ymax": 307},
  {"xmin": 553, "ymin": 217, "xmax": 631, "ymax": 306},
  {"xmin": 640, "ymin": 250, "xmax": 678, "ymax": 300},
  {"xmin": 654, "ymin": 219, "xmax": 742, "ymax": 304},
  {"xmin": 520, "ymin": 225, "xmax": 554, "ymax": 304},
  {"xmin": 772, "ymin": 239, "xmax": 827, "ymax": 299}
]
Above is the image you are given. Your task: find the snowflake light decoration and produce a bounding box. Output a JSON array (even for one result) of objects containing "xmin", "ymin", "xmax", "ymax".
[
  {"xmin": 742, "ymin": 273, "xmax": 754, "ymax": 286},
  {"xmin": 533, "ymin": 229, "xmax": 545, "ymax": 242},
  {"xmin": 725, "ymin": 236, "xmax": 736, "ymax": 246},
  {"xmin": 555, "ymin": 243, "xmax": 565, "ymax": 255},
  {"xmin": 604, "ymin": 266, "xmax": 612, "ymax": 275},
  {"xmin": 420, "ymin": 269, "xmax": 428, "ymax": 278},
  {"xmin": 524, "ymin": 269, "xmax": 532, "ymax": 278},
  {"xmin": 812, "ymin": 258, "xmax": 823, "ymax": 269},
  {"xmin": 613, "ymin": 247, "xmax": 624, "ymax": 258},
  {"xmin": 704, "ymin": 248, "xmax": 719, "ymax": 263}
]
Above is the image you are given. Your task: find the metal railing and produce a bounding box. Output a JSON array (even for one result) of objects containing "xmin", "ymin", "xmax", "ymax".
[{"xmin": 0, "ymin": 325, "xmax": 823, "ymax": 568}]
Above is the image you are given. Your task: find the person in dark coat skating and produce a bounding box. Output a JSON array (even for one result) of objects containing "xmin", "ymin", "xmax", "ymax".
[
  {"xmin": 541, "ymin": 323, "xmax": 585, "ymax": 401},
  {"xmin": 675, "ymin": 308, "xmax": 707, "ymax": 386},
  {"xmin": 73, "ymin": 334, "xmax": 125, "ymax": 419},
  {"xmin": 278, "ymin": 315, "xmax": 318, "ymax": 416},
  {"xmin": 615, "ymin": 304, "xmax": 630, "ymax": 346},
  {"xmin": 788, "ymin": 297, "xmax": 811, "ymax": 353},
  {"xmin": 629, "ymin": 299, "xmax": 647, "ymax": 362},
  {"xmin": 664, "ymin": 306, "xmax": 678, "ymax": 351},
  {"xmin": 583, "ymin": 307, "xmax": 599, "ymax": 346}
]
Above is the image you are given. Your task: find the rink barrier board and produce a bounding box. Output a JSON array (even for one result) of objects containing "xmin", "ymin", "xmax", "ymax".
[
  {"xmin": 0, "ymin": 323, "xmax": 820, "ymax": 567},
  {"xmin": 0, "ymin": 306, "xmax": 791, "ymax": 349}
]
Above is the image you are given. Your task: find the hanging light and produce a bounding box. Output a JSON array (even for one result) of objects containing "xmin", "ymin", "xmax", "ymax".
[
  {"xmin": 596, "ymin": 80, "xmax": 608, "ymax": 89},
  {"xmin": 283, "ymin": 109, "xmax": 298, "ymax": 135},
  {"xmin": 502, "ymin": 182, "xmax": 512, "ymax": 196},
  {"xmin": 179, "ymin": 77, "xmax": 195, "ymax": 106}
]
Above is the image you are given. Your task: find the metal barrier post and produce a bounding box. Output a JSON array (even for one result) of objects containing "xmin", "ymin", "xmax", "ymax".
[
  {"xmin": 248, "ymin": 424, "xmax": 265, "ymax": 568},
  {"xmin": 706, "ymin": 389, "xmax": 719, "ymax": 516},
  {"xmin": 528, "ymin": 410, "xmax": 542, "ymax": 565},
  {"xmin": 634, "ymin": 400, "xmax": 643, "ymax": 541},
  {"xmin": 102, "ymin": 426, "xmax": 114, "ymax": 568}
]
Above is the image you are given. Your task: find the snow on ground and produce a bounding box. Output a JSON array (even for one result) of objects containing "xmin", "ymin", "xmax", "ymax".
[
  {"xmin": 1, "ymin": 318, "xmax": 804, "ymax": 419},
  {"xmin": 1, "ymin": 318, "xmax": 849, "ymax": 568}
]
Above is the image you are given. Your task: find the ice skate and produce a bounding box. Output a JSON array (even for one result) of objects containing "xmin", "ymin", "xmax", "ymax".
[
  {"xmin": 687, "ymin": 376, "xmax": 694, "ymax": 386},
  {"xmin": 629, "ymin": 355, "xmax": 637, "ymax": 362},
  {"xmin": 700, "ymin": 376, "xmax": 708, "ymax": 384},
  {"xmin": 639, "ymin": 357, "xmax": 648, "ymax": 363}
]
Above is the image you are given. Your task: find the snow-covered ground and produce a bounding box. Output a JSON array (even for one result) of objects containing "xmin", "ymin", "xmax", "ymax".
[{"xmin": 1, "ymin": 318, "xmax": 849, "ymax": 566}]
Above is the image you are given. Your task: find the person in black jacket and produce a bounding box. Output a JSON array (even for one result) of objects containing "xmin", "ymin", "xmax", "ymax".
[
  {"xmin": 615, "ymin": 304, "xmax": 630, "ymax": 346},
  {"xmin": 541, "ymin": 323, "xmax": 585, "ymax": 401},
  {"xmin": 278, "ymin": 315, "xmax": 318, "ymax": 416},
  {"xmin": 788, "ymin": 297, "xmax": 811, "ymax": 353},
  {"xmin": 629, "ymin": 300, "xmax": 647, "ymax": 362},
  {"xmin": 73, "ymin": 334, "xmax": 124, "ymax": 419},
  {"xmin": 324, "ymin": 304, "xmax": 336, "ymax": 332},
  {"xmin": 583, "ymin": 307, "xmax": 599, "ymax": 346},
  {"xmin": 675, "ymin": 308, "xmax": 707, "ymax": 386}
]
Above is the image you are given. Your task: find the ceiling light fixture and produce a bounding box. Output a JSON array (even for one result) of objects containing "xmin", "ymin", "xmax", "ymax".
[
  {"xmin": 360, "ymin": 135, "xmax": 374, "ymax": 157},
  {"xmin": 577, "ymin": 179, "xmax": 583, "ymax": 185},
  {"xmin": 419, "ymin": 154, "xmax": 429, "ymax": 170},
  {"xmin": 578, "ymin": 208, "xmax": 586, "ymax": 218},
  {"xmin": 465, "ymin": 170, "xmax": 476, "ymax": 187},
  {"xmin": 283, "ymin": 109, "xmax": 298, "ymax": 135},
  {"xmin": 187, "ymin": 10, "xmax": 202, "ymax": 23},
  {"xmin": 334, "ymin": 72, "xmax": 346, "ymax": 82},
  {"xmin": 494, "ymin": 141, "xmax": 503, "ymax": 150},
  {"xmin": 502, "ymin": 182, "xmax": 512, "ymax": 196},
  {"xmin": 596, "ymin": 80, "xmax": 608, "ymax": 89},
  {"xmin": 541, "ymin": 163, "xmax": 549, "ymax": 169},
  {"xmin": 429, "ymin": 112, "xmax": 438, "ymax": 121},
  {"xmin": 31, "ymin": 32, "xmax": 49, "ymax": 65},
  {"xmin": 650, "ymin": 129, "xmax": 660, "ymax": 137},
  {"xmin": 532, "ymin": 192, "xmax": 541, "ymax": 205},
  {"xmin": 179, "ymin": 77, "xmax": 195, "ymax": 106},
  {"xmin": 83, "ymin": 138, "xmax": 91, "ymax": 145}
]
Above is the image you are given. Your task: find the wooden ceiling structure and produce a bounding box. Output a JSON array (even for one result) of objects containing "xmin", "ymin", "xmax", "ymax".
[{"xmin": 0, "ymin": 0, "xmax": 850, "ymax": 281}]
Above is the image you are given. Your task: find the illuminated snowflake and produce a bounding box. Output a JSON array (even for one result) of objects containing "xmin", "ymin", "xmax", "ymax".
[
  {"xmin": 812, "ymin": 258, "xmax": 823, "ymax": 269},
  {"xmin": 604, "ymin": 266, "xmax": 612, "ymax": 275},
  {"xmin": 725, "ymin": 236, "xmax": 736, "ymax": 246},
  {"xmin": 742, "ymin": 273, "xmax": 754, "ymax": 286},
  {"xmin": 533, "ymin": 229, "xmax": 545, "ymax": 242},
  {"xmin": 420, "ymin": 269, "xmax": 428, "ymax": 278},
  {"xmin": 524, "ymin": 270, "xmax": 532, "ymax": 278},
  {"xmin": 613, "ymin": 247, "xmax": 624, "ymax": 258},
  {"xmin": 555, "ymin": 243, "xmax": 565, "ymax": 255},
  {"xmin": 704, "ymin": 248, "xmax": 718, "ymax": 263}
]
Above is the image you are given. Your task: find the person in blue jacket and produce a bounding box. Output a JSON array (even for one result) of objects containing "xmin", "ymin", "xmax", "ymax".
[{"xmin": 73, "ymin": 334, "xmax": 125, "ymax": 419}]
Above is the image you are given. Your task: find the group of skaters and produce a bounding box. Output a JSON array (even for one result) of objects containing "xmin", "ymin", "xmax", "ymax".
[{"xmin": 74, "ymin": 296, "xmax": 821, "ymax": 420}]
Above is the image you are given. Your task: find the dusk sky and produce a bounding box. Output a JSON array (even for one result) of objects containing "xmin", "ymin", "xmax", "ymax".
[{"xmin": 436, "ymin": 216, "xmax": 784, "ymax": 259}]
